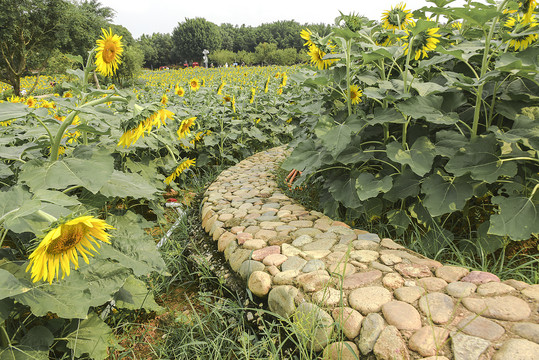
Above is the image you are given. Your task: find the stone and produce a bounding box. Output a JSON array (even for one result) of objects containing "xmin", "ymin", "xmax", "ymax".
[
  {"xmin": 349, "ymin": 286, "xmax": 392, "ymax": 315},
  {"xmin": 382, "ymin": 301, "xmax": 422, "ymax": 330},
  {"xmin": 325, "ymin": 251, "xmax": 348, "ymax": 263},
  {"xmin": 382, "ymin": 273, "xmax": 404, "ymax": 289},
  {"xmin": 512, "ymin": 322, "xmax": 539, "ymax": 344},
  {"xmin": 322, "ymin": 342, "xmax": 360, "ymax": 360},
  {"xmin": 380, "ymin": 238, "xmax": 405, "ymax": 249},
  {"xmin": 293, "ymin": 302, "xmax": 334, "ymax": 352},
  {"xmin": 238, "ymin": 260, "xmax": 265, "ymax": 280},
  {"xmin": 302, "ymin": 239, "xmax": 336, "ymax": 251},
  {"xmin": 409, "ymin": 326, "xmax": 450, "ymax": 357},
  {"xmin": 421, "ymin": 357, "xmax": 449, "ymax": 360},
  {"xmin": 230, "ymin": 226, "xmax": 245, "ymax": 234},
  {"xmin": 218, "ymin": 231, "xmax": 237, "ymax": 252},
  {"xmin": 395, "ymin": 263, "xmax": 433, "ymax": 278},
  {"xmin": 218, "ymin": 213, "xmax": 233, "ymax": 221},
  {"xmin": 243, "ymin": 239, "xmax": 267, "ymax": 250},
  {"xmin": 292, "ymin": 228, "xmax": 323, "ymax": 238},
  {"xmin": 456, "ymin": 315, "xmax": 505, "ymax": 341},
  {"xmin": 281, "ymin": 244, "xmax": 304, "ymax": 257},
  {"xmin": 327, "ymin": 262, "xmax": 355, "ymax": 277},
  {"xmin": 373, "ymin": 325, "xmax": 410, "ymax": 360},
  {"xmin": 342, "ymin": 270, "xmax": 383, "ymax": 290},
  {"xmin": 267, "ymin": 265, "xmax": 280, "ymax": 276},
  {"xmin": 521, "ymin": 284, "xmax": 539, "ymax": 301},
  {"xmin": 262, "ymin": 253, "xmax": 287, "ymax": 266},
  {"xmin": 462, "ymin": 295, "xmax": 531, "ymax": 321},
  {"xmin": 380, "ymin": 253, "xmax": 402, "ymax": 266},
  {"xmin": 228, "ymin": 249, "xmax": 252, "ymax": 272},
  {"xmin": 291, "ymin": 234, "xmax": 313, "ymax": 247},
  {"xmin": 446, "ymin": 282, "xmax": 477, "ymax": 298},
  {"xmin": 503, "ymin": 279, "xmax": 530, "ymax": 290},
  {"xmin": 255, "ymin": 229, "xmax": 278, "ymax": 241},
  {"xmin": 251, "ymin": 245, "xmax": 280, "ymax": 261},
  {"xmin": 350, "ymin": 250, "xmax": 379, "ymax": 262},
  {"xmin": 273, "ymin": 270, "xmax": 299, "ymax": 285},
  {"xmin": 236, "ymin": 232, "xmax": 253, "ymax": 244},
  {"xmin": 288, "ymin": 220, "xmax": 314, "ymax": 228},
  {"xmin": 370, "ymin": 261, "xmax": 394, "ymax": 273},
  {"xmin": 394, "ymin": 286, "xmax": 425, "ymax": 303},
  {"xmin": 476, "ymin": 282, "xmax": 515, "ymax": 296},
  {"xmin": 353, "ymin": 240, "xmax": 379, "ymax": 250},
  {"xmin": 493, "ymin": 339, "xmax": 539, "ymax": 360},
  {"xmin": 281, "ymin": 256, "xmax": 307, "ymax": 272},
  {"xmin": 331, "ymin": 307, "xmax": 363, "ymax": 340},
  {"xmin": 419, "ymin": 293, "xmax": 454, "ymax": 324},
  {"xmin": 268, "ymin": 235, "xmax": 291, "ymax": 246},
  {"xmin": 312, "ymin": 287, "xmax": 343, "ymax": 307},
  {"xmin": 303, "ymin": 250, "xmax": 331, "ymax": 259},
  {"xmin": 302, "ymin": 259, "xmax": 326, "ymax": 272},
  {"xmin": 357, "ymin": 313, "xmax": 385, "ymax": 355},
  {"xmin": 268, "ymin": 285, "xmax": 298, "ymax": 318},
  {"xmin": 460, "ymin": 271, "xmax": 500, "ymax": 284},
  {"xmin": 296, "ymin": 270, "xmax": 332, "ymax": 292},
  {"xmin": 248, "ymin": 271, "xmax": 272, "ymax": 297},
  {"xmin": 357, "ymin": 233, "xmax": 381, "ymax": 242},
  {"xmin": 451, "ymin": 332, "xmax": 490, "ymax": 360},
  {"xmin": 416, "ymin": 277, "xmax": 448, "ymax": 292},
  {"xmin": 435, "ymin": 266, "xmax": 469, "ymax": 283}
]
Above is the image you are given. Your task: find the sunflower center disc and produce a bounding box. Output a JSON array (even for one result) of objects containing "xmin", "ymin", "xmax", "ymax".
[{"xmin": 48, "ymin": 224, "xmax": 85, "ymax": 254}]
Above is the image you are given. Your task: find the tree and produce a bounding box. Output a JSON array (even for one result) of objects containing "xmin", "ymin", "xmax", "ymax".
[
  {"xmin": 138, "ymin": 33, "xmax": 173, "ymax": 69},
  {"xmin": 254, "ymin": 42, "xmax": 278, "ymax": 65},
  {"xmin": 0, "ymin": 0, "xmax": 68, "ymax": 95},
  {"xmin": 115, "ymin": 45, "xmax": 144, "ymax": 86},
  {"xmin": 171, "ymin": 18, "xmax": 221, "ymax": 64}
]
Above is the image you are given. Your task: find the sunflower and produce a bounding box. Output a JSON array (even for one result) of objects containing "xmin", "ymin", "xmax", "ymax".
[
  {"xmin": 349, "ymin": 85, "xmax": 363, "ymax": 104},
  {"xmin": 381, "ymin": 2, "xmax": 413, "ymax": 31},
  {"xmin": 403, "ymin": 25, "xmax": 441, "ymax": 60},
  {"xmin": 118, "ymin": 109, "xmax": 174, "ymax": 147},
  {"xmin": 264, "ymin": 76, "xmax": 270, "ymax": 93},
  {"xmin": 281, "ymin": 73, "xmax": 288, "ymax": 87},
  {"xmin": 63, "ymin": 92, "xmax": 73, "ymax": 98},
  {"xmin": 223, "ymin": 95, "xmax": 232, "ymax": 103},
  {"xmin": 504, "ymin": 15, "xmax": 538, "ymax": 50},
  {"xmin": 25, "ymin": 216, "xmax": 114, "ymax": 284},
  {"xmin": 307, "ymin": 44, "xmax": 337, "ymax": 70},
  {"xmin": 95, "ymin": 28, "xmax": 123, "ymax": 77},
  {"xmin": 520, "ymin": 0, "xmax": 538, "ymax": 24},
  {"xmin": 374, "ymin": 32, "xmax": 392, "ymax": 46},
  {"xmin": 175, "ymin": 85, "xmax": 185, "ymax": 97},
  {"xmin": 164, "ymin": 159, "xmax": 196, "ymax": 185},
  {"xmin": 217, "ymin": 82, "xmax": 226, "ymax": 94},
  {"xmin": 161, "ymin": 94, "xmax": 168, "ymax": 105},
  {"xmin": 25, "ymin": 97, "xmax": 37, "ymax": 108},
  {"xmin": 250, "ymin": 87, "xmax": 256, "ymax": 104},
  {"xmin": 300, "ymin": 28, "xmax": 313, "ymax": 47},
  {"xmin": 189, "ymin": 78, "xmax": 200, "ymax": 91},
  {"xmin": 177, "ymin": 117, "xmax": 197, "ymax": 139}
]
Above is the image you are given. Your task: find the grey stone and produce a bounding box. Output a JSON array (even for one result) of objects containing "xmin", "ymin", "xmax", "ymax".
[
  {"xmin": 302, "ymin": 239, "xmax": 337, "ymax": 251},
  {"xmin": 476, "ymin": 282, "xmax": 515, "ymax": 296},
  {"xmin": 462, "ymin": 296, "xmax": 531, "ymax": 321},
  {"xmin": 357, "ymin": 313, "xmax": 385, "ymax": 355},
  {"xmin": 268, "ymin": 285, "xmax": 298, "ymax": 318},
  {"xmin": 357, "ymin": 233, "xmax": 381, "ymax": 242},
  {"xmin": 512, "ymin": 322, "xmax": 539, "ymax": 344},
  {"xmin": 451, "ymin": 332, "xmax": 490, "ymax": 360},
  {"xmin": 281, "ymin": 256, "xmax": 307, "ymax": 272},
  {"xmin": 418, "ymin": 293, "xmax": 454, "ymax": 324},
  {"xmin": 456, "ymin": 315, "xmax": 505, "ymax": 341},
  {"xmin": 446, "ymin": 282, "xmax": 477, "ymax": 298},
  {"xmin": 238, "ymin": 260, "xmax": 265, "ymax": 280},
  {"xmin": 493, "ymin": 339, "xmax": 539, "ymax": 360},
  {"xmin": 293, "ymin": 302, "xmax": 334, "ymax": 352},
  {"xmin": 273, "ymin": 269, "xmax": 299, "ymax": 285},
  {"xmin": 373, "ymin": 325, "xmax": 410, "ymax": 360},
  {"xmin": 302, "ymin": 259, "xmax": 326, "ymax": 273},
  {"xmin": 370, "ymin": 261, "xmax": 394, "ymax": 273},
  {"xmin": 228, "ymin": 249, "xmax": 252, "ymax": 272},
  {"xmin": 291, "ymin": 234, "xmax": 313, "ymax": 247}
]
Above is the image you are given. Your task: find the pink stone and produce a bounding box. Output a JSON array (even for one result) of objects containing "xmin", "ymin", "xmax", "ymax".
[
  {"xmin": 394, "ymin": 263, "xmax": 433, "ymax": 278},
  {"xmin": 237, "ymin": 232, "xmax": 253, "ymax": 244},
  {"xmin": 461, "ymin": 271, "xmax": 500, "ymax": 284},
  {"xmin": 342, "ymin": 270, "xmax": 383, "ymax": 290},
  {"xmin": 252, "ymin": 245, "xmax": 281, "ymax": 261},
  {"xmin": 263, "ymin": 253, "xmax": 288, "ymax": 266}
]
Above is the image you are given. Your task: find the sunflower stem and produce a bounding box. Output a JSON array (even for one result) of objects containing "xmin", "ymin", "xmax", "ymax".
[
  {"xmin": 0, "ymin": 325, "xmax": 10, "ymax": 347},
  {"xmin": 0, "ymin": 228, "xmax": 8, "ymax": 251},
  {"xmin": 49, "ymin": 110, "xmax": 80, "ymax": 162},
  {"xmin": 345, "ymin": 38, "xmax": 352, "ymax": 116}
]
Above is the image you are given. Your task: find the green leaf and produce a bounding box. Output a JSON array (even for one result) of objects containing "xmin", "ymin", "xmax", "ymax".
[
  {"xmin": 410, "ymin": 81, "xmax": 446, "ymax": 97},
  {"xmin": 386, "ymin": 137, "xmax": 436, "ymax": 176},
  {"xmin": 21, "ymin": 326, "xmax": 54, "ymax": 351},
  {"xmin": 448, "ymin": 6, "xmax": 500, "ymax": 27},
  {"xmin": 355, "ymin": 173, "xmax": 392, "ymax": 201},
  {"xmin": 313, "ymin": 115, "xmax": 334, "ymax": 138},
  {"xmin": 281, "ymin": 140, "xmax": 331, "ymax": 173},
  {"xmin": 0, "ymin": 269, "xmax": 30, "ymax": 300},
  {"xmin": 0, "ymin": 298, "xmax": 14, "ymax": 322},
  {"xmin": 327, "ymin": 171, "xmax": 361, "ymax": 208},
  {"xmin": 336, "ymin": 137, "xmax": 373, "ymax": 165},
  {"xmin": 319, "ymin": 123, "xmax": 351, "ymax": 157},
  {"xmin": 66, "ymin": 313, "xmax": 116, "ymax": 360},
  {"xmin": 495, "ymin": 47, "xmax": 539, "ymax": 73},
  {"xmin": 386, "ymin": 209, "xmax": 410, "ymax": 235},
  {"xmin": 32, "ymin": 189, "xmax": 80, "ymax": 207},
  {"xmin": 384, "ymin": 169, "xmax": 421, "ymax": 202},
  {"xmin": 0, "ymin": 144, "xmax": 35, "ymax": 161},
  {"xmin": 99, "ymin": 170, "xmax": 158, "ymax": 200},
  {"xmin": 445, "ymin": 134, "xmax": 518, "ymax": 183},
  {"xmin": 77, "ymin": 260, "xmax": 132, "ymax": 306},
  {"xmin": 0, "ymin": 102, "xmax": 28, "ymax": 122},
  {"xmin": 0, "ymin": 347, "xmax": 48, "ymax": 360},
  {"xmin": 435, "ymin": 130, "xmax": 468, "ymax": 157},
  {"xmin": 367, "ymin": 107, "xmax": 406, "ymax": 125},
  {"xmin": 421, "ymin": 174, "xmax": 474, "ymax": 217},
  {"xmin": 397, "ymin": 95, "xmax": 459, "ymax": 124},
  {"xmin": 115, "ymin": 275, "xmax": 163, "ymax": 313},
  {"xmin": 476, "ymin": 221, "xmax": 505, "ymax": 254},
  {"xmin": 489, "ymin": 195, "xmax": 539, "ymax": 241}
]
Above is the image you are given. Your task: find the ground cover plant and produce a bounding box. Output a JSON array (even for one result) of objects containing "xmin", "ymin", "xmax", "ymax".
[
  {"xmin": 283, "ymin": 0, "xmax": 539, "ymax": 280},
  {"xmin": 0, "ymin": 27, "xmax": 300, "ymax": 358}
]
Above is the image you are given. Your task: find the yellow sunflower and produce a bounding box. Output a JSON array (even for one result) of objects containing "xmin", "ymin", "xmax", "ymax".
[
  {"xmin": 381, "ymin": 2, "xmax": 413, "ymax": 31},
  {"xmin": 403, "ymin": 25, "xmax": 441, "ymax": 60},
  {"xmin": 349, "ymin": 85, "xmax": 363, "ymax": 104},
  {"xmin": 118, "ymin": 109, "xmax": 174, "ymax": 147},
  {"xmin": 307, "ymin": 44, "xmax": 337, "ymax": 70},
  {"xmin": 95, "ymin": 28, "xmax": 123, "ymax": 77},
  {"xmin": 25, "ymin": 97, "xmax": 37, "ymax": 108},
  {"xmin": 300, "ymin": 28, "xmax": 313, "ymax": 47},
  {"xmin": 504, "ymin": 15, "xmax": 538, "ymax": 50},
  {"xmin": 164, "ymin": 159, "xmax": 196, "ymax": 185},
  {"xmin": 189, "ymin": 78, "xmax": 201, "ymax": 91},
  {"xmin": 217, "ymin": 82, "xmax": 226, "ymax": 94},
  {"xmin": 177, "ymin": 117, "xmax": 197, "ymax": 139},
  {"xmin": 175, "ymin": 85, "xmax": 185, "ymax": 97},
  {"xmin": 26, "ymin": 216, "xmax": 114, "ymax": 284},
  {"xmin": 161, "ymin": 94, "xmax": 168, "ymax": 105},
  {"xmin": 264, "ymin": 76, "xmax": 270, "ymax": 93},
  {"xmin": 250, "ymin": 87, "xmax": 256, "ymax": 104},
  {"xmin": 520, "ymin": 0, "xmax": 538, "ymax": 24}
]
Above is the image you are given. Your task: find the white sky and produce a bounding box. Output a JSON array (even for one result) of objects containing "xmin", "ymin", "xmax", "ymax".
[{"xmin": 98, "ymin": 0, "xmax": 471, "ymax": 39}]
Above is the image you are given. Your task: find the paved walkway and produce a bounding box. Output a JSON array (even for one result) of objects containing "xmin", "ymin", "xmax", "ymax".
[{"xmin": 201, "ymin": 146, "xmax": 539, "ymax": 359}]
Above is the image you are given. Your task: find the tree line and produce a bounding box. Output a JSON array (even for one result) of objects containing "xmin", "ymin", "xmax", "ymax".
[{"xmin": 0, "ymin": 0, "xmax": 330, "ymax": 96}]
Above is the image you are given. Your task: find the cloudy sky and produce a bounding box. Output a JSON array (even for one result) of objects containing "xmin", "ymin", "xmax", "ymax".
[{"xmin": 98, "ymin": 0, "xmax": 470, "ymax": 39}]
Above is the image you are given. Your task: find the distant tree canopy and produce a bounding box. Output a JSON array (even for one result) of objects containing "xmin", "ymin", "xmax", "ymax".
[{"xmin": 171, "ymin": 18, "xmax": 222, "ymax": 64}]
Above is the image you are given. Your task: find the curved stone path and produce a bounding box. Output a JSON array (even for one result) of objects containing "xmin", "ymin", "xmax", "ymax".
[{"xmin": 200, "ymin": 146, "xmax": 539, "ymax": 360}]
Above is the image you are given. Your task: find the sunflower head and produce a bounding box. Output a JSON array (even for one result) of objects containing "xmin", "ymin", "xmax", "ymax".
[
  {"xmin": 175, "ymin": 85, "xmax": 185, "ymax": 97},
  {"xmin": 349, "ymin": 85, "xmax": 363, "ymax": 105},
  {"xmin": 26, "ymin": 216, "xmax": 114, "ymax": 284},
  {"xmin": 95, "ymin": 28, "xmax": 123, "ymax": 77},
  {"xmin": 403, "ymin": 25, "xmax": 441, "ymax": 60},
  {"xmin": 307, "ymin": 44, "xmax": 338, "ymax": 70},
  {"xmin": 520, "ymin": 0, "xmax": 538, "ymax": 24},
  {"xmin": 190, "ymin": 78, "xmax": 200, "ymax": 91},
  {"xmin": 300, "ymin": 29, "xmax": 313, "ymax": 47},
  {"xmin": 161, "ymin": 94, "xmax": 168, "ymax": 105},
  {"xmin": 504, "ymin": 14, "xmax": 538, "ymax": 50},
  {"xmin": 381, "ymin": 2, "xmax": 413, "ymax": 31}
]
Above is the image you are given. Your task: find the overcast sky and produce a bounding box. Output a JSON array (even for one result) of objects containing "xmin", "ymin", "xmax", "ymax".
[{"xmin": 98, "ymin": 0, "xmax": 471, "ymax": 39}]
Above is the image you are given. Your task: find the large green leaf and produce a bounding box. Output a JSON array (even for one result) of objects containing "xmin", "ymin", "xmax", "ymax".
[
  {"xmin": 114, "ymin": 275, "xmax": 163, "ymax": 313},
  {"xmin": 32, "ymin": 189, "xmax": 81, "ymax": 207},
  {"xmin": 0, "ymin": 187, "xmax": 50, "ymax": 235},
  {"xmin": 327, "ymin": 171, "xmax": 361, "ymax": 208},
  {"xmin": 445, "ymin": 134, "xmax": 518, "ymax": 183},
  {"xmin": 19, "ymin": 148, "xmax": 114, "ymax": 193},
  {"xmin": 386, "ymin": 137, "xmax": 436, "ymax": 176},
  {"xmin": 319, "ymin": 123, "xmax": 351, "ymax": 157},
  {"xmin": 489, "ymin": 195, "xmax": 539, "ymax": 241},
  {"xmin": 21, "ymin": 326, "xmax": 54, "ymax": 351},
  {"xmin": 0, "ymin": 347, "xmax": 48, "ymax": 360},
  {"xmin": 78, "ymin": 260, "xmax": 132, "ymax": 306},
  {"xmin": 386, "ymin": 209, "xmax": 410, "ymax": 235},
  {"xmin": 410, "ymin": 81, "xmax": 445, "ymax": 96},
  {"xmin": 396, "ymin": 95, "xmax": 459, "ymax": 125},
  {"xmin": 0, "ymin": 144, "xmax": 35, "ymax": 161},
  {"xmin": 99, "ymin": 170, "xmax": 158, "ymax": 200},
  {"xmin": 66, "ymin": 313, "xmax": 116, "ymax": 360},
  {"xmin": 355, "ymin": 173, "xmax": 392, "ymax": 201},
  {"xmin": 367, "ymin": 107, "xmax": 406, "ymax": 125},
  {"xmin": 384, "ymin": 169, "xmax": 421, "ymax": 202},
  {"xmin": 435, "ymin": 130, "xmax": 468, "ymax": 157},
  {"xmin": 421, "ymin": 174, "xmax": 474, "ymax": 217},
  {"xmin": 0, "ymin": 102, "xmax": 28, "ymax": 122},
  {"xmin": 335, "ymin": 136, "xmax": 373, "ymax": 165},
  {"xmin": 496, "ymin": 47, "xmax": 539, "ymax": 73},
  {"xmin": 281, "ymin": 139, "xmax": 331, "ymax": 173},
  {"xmin": 0, "ymin": 269, "xmax": 30, "ymax": 300}
]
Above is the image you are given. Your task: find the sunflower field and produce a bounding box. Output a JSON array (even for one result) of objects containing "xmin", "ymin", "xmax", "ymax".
[
  {"xmin": 0, "ymin": 28, "xmax": 302, "ymax": 358},
  {"xmin": 284, "ymin": 0, "xmax": 539, "ymax": 258}
]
